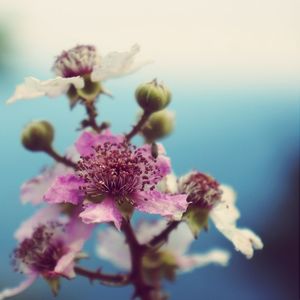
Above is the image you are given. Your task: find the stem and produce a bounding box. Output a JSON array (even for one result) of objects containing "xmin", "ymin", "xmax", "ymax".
[
  {"xmin": 45, "ymin": 147, "xmax": 77, "ymax": 169},
  {"xmin": 126, "ymin": 111, "xmax": 151, "ymax": 141},
  {"xmin": 147, "ymin": 221, "xmax": 180, "ymax": 250},
  {"xmin": 121, "ymin": 220, "xmax": 153, "ymax": 300},
  {"xmin": 84, "ymin": 101, "xmax": 101, "ymax": 132},
  {"xmin": 74, "ymin": 266, "xmax": 129, "ymax": 286}
]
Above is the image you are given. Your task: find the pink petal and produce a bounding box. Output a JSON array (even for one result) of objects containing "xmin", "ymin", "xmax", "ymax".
[
  {"xmin": 44, "ymin": 174, "xmax": 84, "ymax": 205},
  {"xmin": 21, "ymin": 164, "xmax": 71, "ymax": 205},
  {"xmin": 138, "ymin": 144, "xmax": 171, "ymax": 177},
  {"xmin": 0, "ymin": 274, "xmax": 37, "ymax": 300},
  {"xmin": 134, "ymin": 190, "xmax": 188, "ymax": 220},
  {"xmin": 55, "ymin": 252, "xmax": 77, "ymax": 278},
  {"xmin": 55, "ymin": 218, "xmax": 93, "ymax": 278},
  {"xmin": 75, "ymin": 130, "xmax": 123, "ymax": 156},
  {"xmin": 14, "ymin": 206, "xmax": 62, "ymax": 242},
  {"xmin": 157, "ymin": 155, "xmax": 171, "ymax": 177},
  {"xmin": 79, "ymin": 198, "xmax": 123, "ymax": 230}
]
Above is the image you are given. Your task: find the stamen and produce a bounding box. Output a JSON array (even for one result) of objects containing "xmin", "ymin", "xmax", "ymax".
[
  {"xmin": 12, "ymin": 222, "xmax": 65, "ymax": 274},
  {"xmin": 53, "ymin": 45, "xmax": 100, "ymax": 78},
  {"xmin": 76, "ymin": 142, "xmax": 162, "ymax": 203}
]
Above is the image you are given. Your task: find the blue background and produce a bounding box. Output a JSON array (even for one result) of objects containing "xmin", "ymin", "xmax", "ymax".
[{"xmin": 0, "ymin": 65, "xmax": 299, "ymax": 299}]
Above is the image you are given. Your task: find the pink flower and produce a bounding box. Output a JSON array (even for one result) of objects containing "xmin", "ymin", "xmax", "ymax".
[
  {"xmin": 177, "ymin": 171, "xmax": 264, "ymax": 259},
  {"xmin": 20, "ymin": 147, "xmax": 78, "ymax": 205},
  {"xmin": 97, "ymin": 220, "xmax": 230, "ymax": 272},
  {"xmin": 44, "ymin": 130, "xmax": 188, "ymax": 230},
  {"xmin": 0, "ymin": 206, "xmax": 92, "ymax": 300}
]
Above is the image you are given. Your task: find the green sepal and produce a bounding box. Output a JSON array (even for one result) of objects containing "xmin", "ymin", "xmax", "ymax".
[
  {"xmin": 45, "ymin": 277, "xmax": 60, "ymax": 296},
  {"xmin": 183, "ymin": 204, "xmax": 209, "ymax": 238},
  {"xmin": 66, "ymin": 85, "xmax": 80, "ymax": 109},
  {"xmin": 77, "ymin": 75, "xmax": 103, "ymax": 101}
]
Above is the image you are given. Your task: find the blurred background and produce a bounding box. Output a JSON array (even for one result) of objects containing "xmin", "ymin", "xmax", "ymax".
[{"xmin": 0, "ymin": 0, "xmax": 299, "ymax": 299}]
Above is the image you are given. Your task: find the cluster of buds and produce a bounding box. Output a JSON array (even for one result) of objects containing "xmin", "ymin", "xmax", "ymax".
[{"xmin": 0, "ymin": 43, "xmax": 263, "ymax": 300}]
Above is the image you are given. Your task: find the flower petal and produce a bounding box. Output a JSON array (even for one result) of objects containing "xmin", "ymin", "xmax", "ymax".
[
  {"xmin": 21, "ymin": 164, "xmax": 70, "ymax": 205},
  {"xmin": 210, "ymin": 185, "xmax": 263, "ymax": 258},
  {"xmin": 79, "ymin": 198, "xmax": 123, "ymax": 230},
  {"xmin": 164, "ymin": 222, "xmax": 195, "ymax": 255},
  {"xmin": 14, "ymin": 206, "xmax": 62, "ymax": 242},
  {"xmin": 91, "ymin": 44, "xmax": 149, "ymax": 82},
  {"xmin": 177, "ymin": 249, "xmax": 231, "ymax": 273},
  {"xmin": 0, "ymin": 274, "xmax": 37, "ymax": 300},
  {"xmin": 75, "ymin": 130, "xmax": 123, "ymax": 156},
  {"xmin": 157, "ymin": 173, "xmax": 178, "ymax": 194},
  {"xmin": 134, "ymin": 190, "xmax": 188, "ymax": 220},
  {"xmin": 44, "ymin": 174, "xmax": 84, "ymax": 205},
  {"xmin": 97, "ymin": 227, "xmax": 131, "ymax": 270},
  {"xmin": 6, "ymin": 76, "xmax": 84, "ymax": 104},
  {"xmin": 55, "ymin": 217, "xmax": 93, "ymax": 278}
]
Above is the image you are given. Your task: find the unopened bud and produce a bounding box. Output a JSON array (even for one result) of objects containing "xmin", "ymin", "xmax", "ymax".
[
  {"xmin": 135, "ymin": 79, "xmax": 171, "ymax": 113},
  {"xmin": 21, "ymin": 121, "xmax": 54, "ymax": 152},
  {"xmin": 141, "ymin": 110, "xmax": 175, "ymax": 142}
]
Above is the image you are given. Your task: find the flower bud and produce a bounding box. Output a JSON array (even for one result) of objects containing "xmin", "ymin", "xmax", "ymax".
[
  {"xmin": 135, "ymin": 79, "xmax": 171, "ymax": 113},
  {"xmin": 141, "ymin": 110, "xmax": 175, "ymax": 142},
  {"xmin": 21, "ymin": 121, "xmax": 54, "ymax": 152}
]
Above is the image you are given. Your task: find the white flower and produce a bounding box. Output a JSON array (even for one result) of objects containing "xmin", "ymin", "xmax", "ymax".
[
  {"xmin": 176, "ymin": 170, "xmax": 263, "ymax": 259},
  {"xmin": 210, "ymin": 185, "xmax": 263, "ymax": 259},
  {"xmin": 6, "ymin": 44, "xmax": 148, "ymax": 104},
  {"xmin": 97, "ymin": 220, "xmax": 230, "ymax": 273}
]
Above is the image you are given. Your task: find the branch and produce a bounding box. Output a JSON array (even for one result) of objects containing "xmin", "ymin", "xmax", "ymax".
[
  {"xmin": 74, "ymin": 266, "xmax": 129, "ymax": 286},
  {"xmin": 147, "ymin": 221, "xmax": 181, "ymax": 250},
  {"xmin": 121, "ymin": 220, "xmax": 153, "ymax": 300},
  {"xmin": 84, "ymin": 101, "xmax": 101, "ymax": 132},
  {"xmin": 45, "ymin": 147, "xmax": 77, "ymax": 169},
  {"xmin": 125, "ymin": 111, "xmax": 151, "ymax": 141}
]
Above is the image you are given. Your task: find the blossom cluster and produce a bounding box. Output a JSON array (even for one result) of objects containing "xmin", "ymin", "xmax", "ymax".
[{"xmin": 0, "ymin": 44, "xmax": 263, "ymax": 300}]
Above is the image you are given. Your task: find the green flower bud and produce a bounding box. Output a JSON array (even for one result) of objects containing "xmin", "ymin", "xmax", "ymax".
[
  {"xmin": 135, "ymin": 79, "xmax": 171, "ymax": 113},
  {"xmin": 141, "ymin": 110, "xmax": 175, "ymax": 142},
  {"xmin": 21, "ymin": 120, "xmax": 54, "ymax": 152}
]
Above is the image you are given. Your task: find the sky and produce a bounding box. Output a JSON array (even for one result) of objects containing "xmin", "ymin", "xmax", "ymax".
[{"xmin": 0, "ymin": 0, "xmax": 299, "ymax": 86}]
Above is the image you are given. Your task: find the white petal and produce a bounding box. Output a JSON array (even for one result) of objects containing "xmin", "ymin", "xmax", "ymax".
[
  {"xmin": 227, "ymin": 228, "xmax": 263, "ymax": 259},
  {"xmin": 210, "ymin": 185, "xmax": 263, "ymax": 258},
  {"xmin": 164, "ymin": 222, "xmax": 195, "ymax": 255},
  {"xmin": 157, "ymin": 173, "xmax": 178, "ymax": 194},
  {"xmin": 6, "ymin": 76, "xmax": 84, "ymax": 104},
  {"xmin": 96, "ymin": 227, "xmax": 131, "ymax": 270},
  {"xmin": 135, "ymin": 219, "xmax": 168, "ymax": 244},
  {"xmin": 177, "ymin": 249, "xmax": 231, "ymax": 273},
  {"xmin": 210, "ymin": 185, "xmax": 240, "ymax": 226},
  {"xmin": 0, "ymin": 274, "xmax": 37, "ymax": 300},
  {"xmin": 91, "ymin": 44, "xmax": 150, "ymax": 82}
]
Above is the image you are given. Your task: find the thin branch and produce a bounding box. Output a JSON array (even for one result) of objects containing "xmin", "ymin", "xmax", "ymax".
[
  {"xmin": 45, "ymin": 147, "xmax": 77, "ymax": 169},
  {"xmin": 84, "ymin": 101, "xmax": 101, "ymax": 132},
  {"xmin": 147, "ymin": 221, "xmax": 181, "ymax": 250},
  {"xmin": 74, "ymin": 266, "xmax": 130, "ymax": 286},
  {"xmin": 125, "ymin": 111, "xmax": 151, "ymax": 141}
]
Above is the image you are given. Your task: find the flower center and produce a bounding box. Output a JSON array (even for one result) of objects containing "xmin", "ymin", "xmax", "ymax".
[
  {"xmin": 53, "ymin": 45, "xmax": 100, "ymax": 78},
  {"xmin": 76, "ymin": 142, "xmax": 162, "ymax": 203},
  {"xmin": 12, "ymin": 222, "xmax": 65, "ymax": 275},
  {"xmin": 179, "ymin": 172, "xmax": 222, "ymax": 209}
]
